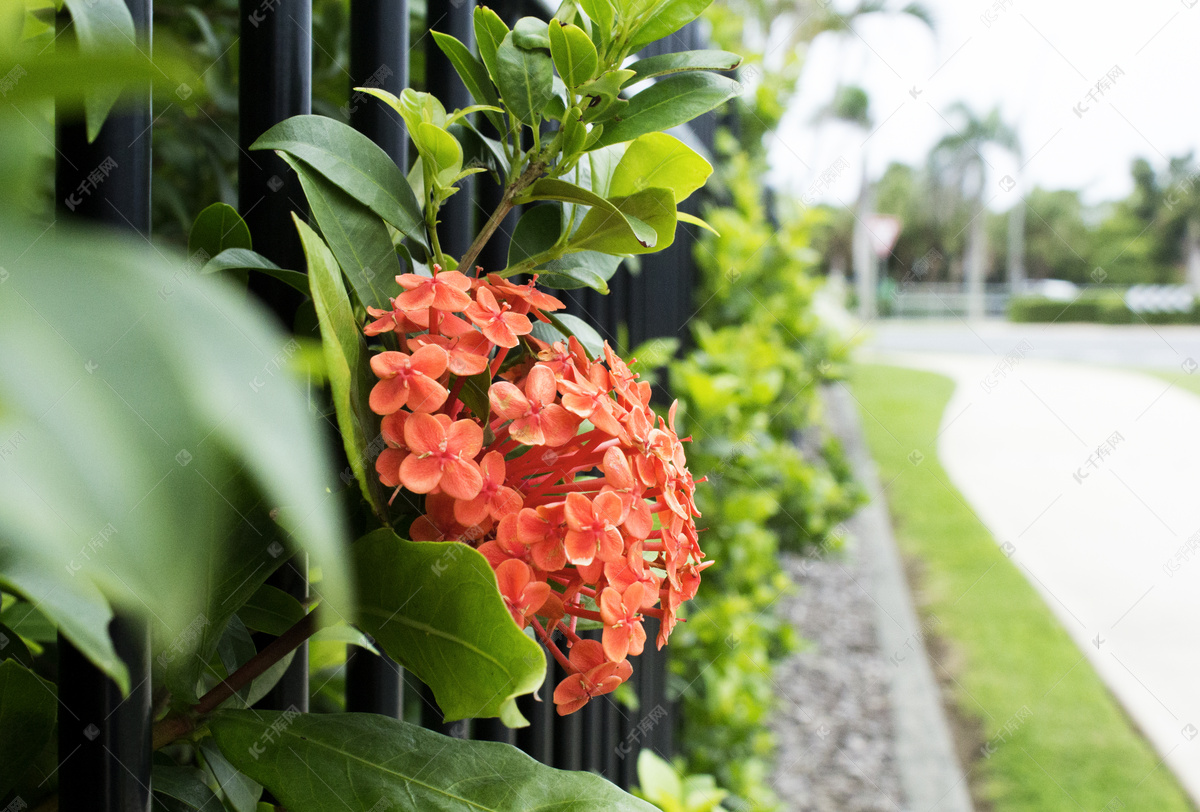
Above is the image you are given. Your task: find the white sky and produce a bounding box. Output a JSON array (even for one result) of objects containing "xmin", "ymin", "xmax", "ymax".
[{"xmin": 765, "ymin": 0, "xmax": 1200, "ymax": 211}]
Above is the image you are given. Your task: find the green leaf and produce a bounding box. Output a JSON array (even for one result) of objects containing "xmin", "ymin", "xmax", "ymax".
[
  {"xmin": 0, "ymin": 622, "xmax": 34, "ymax": 667},
  {"xmin": 431, "ymin": 31, "xmax": 503, "ymax": 131},
  {"xmin": 509, "ymin": 204, "xmax": 563, "ymax": 267},
  {"xmin": 414, "ymin": 122, "xmax": 464, "ymax": 186},
  {"xmin": 474, "ymin": 6, "xmax": 511, "ymax": 86},
  {"xmin": 209, "ymin": 710, "xmax": 658, "ymax": 812},
  {"xmin": 536, "ymin": 251, "xmax": 622, "ymax": 293},
  {"xmin": 459, "ymin": 118, "xmax": 511, "ymax": 182},
  {"xmin": 200, "ymin": 739, "xmax": 262, "ymax": 812},
  {"xmin": 282, "ymin": 155, "xmax": 401, "ymax": 312},
  {"xmin": 549, "ymin": 21, "xmax": 598, "ymax": 87},
  {"xmin": 495, "ymin": 32, "xmax": 554, "ymax": 127},
  {"xmin": 294, "ymin": 217, "xmax": 386, "ymax": 519},
  {"xmin": 454, "ymin": 370, "xmax": 493, "ymax": 425},
  {"xmin": 577, "ymin": 69, "xmax": 635, "ymax": 124},
  {"xmin": 0, "ymin": 660, "xmax": 55, "ymax": 798},
  {"xmin": 676, "ymin": 210, "xmax": 719, "ymax": 235},
  {"xmin": 627, "ymin": 49, "xmax": 742, "ymax": 82},
  {"xmin": 627, "ymin": 0, "xmax": 713, "ymax": 52},
  {"xmin": 513, "ymin": 16, "xmax": 552, "ymax": 50},
  {"xmin": 61, "ymin": 0, "xmax": 136, "ymax": 141},
  {"xmin": 200, "ymin": 249, "xmax": 311, "ymax": 297},
  {"xmin": 347, "ymin": 529, "xmax": 545, "ymax": 726},
  {"xmin": 310, "ymin": 623, "xmax": 379, "ymax": 654},
  {"xmin": 590, "ymin": 72, "xmax": 740, "ymax": 149},
  {"xmin": 151, "ymin": 765, "xmax": 222, "ymax": 812},
  {"xmin": 567, "ymin": 187, "xmax": 677, "ymax": 255},
  {"xmin": 251, "ymin": 116, "xmax": 426, "ymax": 249},
  {"xmin": 577, "ymin": 0, "xmax": 615, "ymax": 51},
  {"xmin": 239, "ymin": 584, "xmax": 306, "ymax": 636},
  {"xmin": 188, "ymin": 203, "xmax": 252, "ymax": 258},
  {"xmin": 518, "ymin": 178, "xmax": 658, "ymax": 248},
  {"xmin": 532, "ymin": 313, "xmax": 606, "ymax": 358},
  {"xmin": 0, "ymin": 218, "xmax": 350, "ymax": 693},
  {"xmin": 608, "ymin": 132, "xmax": 712, "ymax": 203}
]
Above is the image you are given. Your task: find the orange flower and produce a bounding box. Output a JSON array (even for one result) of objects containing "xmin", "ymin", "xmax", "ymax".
[
  {"xmin": 409, "ymin": 331, "xmax": 491, "ymax": 377},
  {"xmin": 513, "ymin": 503, "xmax": 569, "ymax": 572},
  {"xmin": 552, "ymin": 639, "xmax": 632, "ymax": 715},
  {"xmin": 599, "ymin": 583, "xmax": 648, "ymax": 661},
  {"xmin": 465, "ymin": 287, "xmax": 532, "ymax": 347},
  {"xmin": 368, "ymin": 345, "xmax": 450, "ymax": 415},
  {"xmin": 489, "ymin": 365, "xmax": 580, "ymax": 446},
  {"xmin": 453, "ymin": 451, "xmax": 523, "ymax": 526},
  {"xmin": 396, "ymin": 268, "xmax": 473, "ymax": 311},
  {"xmin": 563, "ymin": 491, "xmax": 627, "ymax": 565},
  {"xmin": 495, "ymin": 559, "xmax": 551, "ymax": 627},
  {"xmin": 399, "ymin": 413, "xmax": 484, "ymax": 499}
]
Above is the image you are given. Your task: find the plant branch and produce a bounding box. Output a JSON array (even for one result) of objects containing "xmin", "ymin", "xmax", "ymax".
[
  {"xmin": 458, "ymin": 160, "xmax": 548, "ymax": 274},
  {"xmin": 151, "ymin": 612, "xmax": 317, "ymax": 750}
]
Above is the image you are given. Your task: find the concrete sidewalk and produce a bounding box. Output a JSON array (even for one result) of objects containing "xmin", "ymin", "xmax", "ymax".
[{"xmin": 865, "ymin": 349, "xmax": 1200, "ymax": 806}]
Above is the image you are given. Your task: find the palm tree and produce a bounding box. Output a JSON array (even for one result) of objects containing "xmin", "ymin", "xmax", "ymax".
[{"xmin": 929, "ymin": 103, "xmax": 1019, "ymax": 319}]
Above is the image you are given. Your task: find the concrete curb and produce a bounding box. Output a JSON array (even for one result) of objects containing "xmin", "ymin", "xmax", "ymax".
[{"xmin": 824, "ymin": 383, "xmax": 975, "ymax": 812}]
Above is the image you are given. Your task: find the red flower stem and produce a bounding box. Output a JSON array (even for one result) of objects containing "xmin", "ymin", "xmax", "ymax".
[
  {"xmin": 564, "ymin": 606, "xmax": 603, "ymax": 622},
  {"xmin": 445, "ymin": 375, "xmax": 468, "ymax": 417},
  {"xmin": 489, "ymin": 346, "xmax": 511, "ymax": 377},
  {"xmin": 532, "ymin": 618, "xmax": 574, "ymax": 671}
]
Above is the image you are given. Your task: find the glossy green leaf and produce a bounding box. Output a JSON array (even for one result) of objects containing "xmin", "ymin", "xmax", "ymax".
[
  {"xmin": 627, "ymin": 0, "xmax": 713, "ymax": 52},
  {"xmin": 283, "ymin": 154, "xmax": 401, "ymax": 312},
  {"xmin": 627, "ymin": 49, "xmax": 742, "ymax": 82},
  {"xmin": 509, "ymin": 204, "xmax": 563, "ymax": 267},
  {"xmin": 0, "ymin": 218, "xmax": 349, "ymax": 693},
  {"xmin": 239, "ymin": 584, "xmax": 306, "ymax": 636},
  {"xmin": 536, "ymin": 251, "xmax": 622, "ymax": 293},
  {"xmin": 609, "ymin": 132, "xmax": 712, "ymax": 203},
  {"xmin": 61, "ymin": 0, "xmax": 136, "ymax": 141},
  {"xmin": 415, "ymin": 122, "xmax": 464, "ymax": 186},
  {"xmin": 431, "ymin": 31, "xmax": 503, "ymax": 131},
  {"xmin": 358, "ymin": 87, "xmax": 448, "ymax": 132},
  {"xmin": 347, "ymin": 529, "xmax": 544, "ymax": 726},
  {"xmin": 549, "ymin": 21, "xmax": 598, "ymax": 87},
  {"xmin": 209, "ymin": 710, "xmax": 658, "ymax": 812},
  {"xmin": 513, "ymin": 16, "xmax": 551, "ymax": 50},
  {"xmin": 151, "ymin": 765, "xmax": 222, "ymax": 812},
  {"xmin": 188, "ymin": 202, "xmax": 252, "ymax": 258},
  {"xmin": 474, "ymin": 6, "xmax": 511, "ymax": 86},
  {"xmin": 252, "ymin": 116, "xmax": 426, "ymax": 249},
  {"xmin": 532, "ymin": 313, "xmax": 606, "ymax": 358},
  {"xmin": 568, "ymin": 187, "xmax": 676, "ymax": 254},
  {"xmin": 0, "ymin": 660, "xmax": 55, "ymax": 798},
  {"xmin": 495, "ymin": 32, "xmax": 554, "ymax": 126},
  {"xmin": 518, "ymin": 178, "xmax": 658, "ymax": 247},
  {"xmin": 590, "ymin": 72, "xmax": 740, "ymax": 148},
  {"xmin": 200, "ymin": 249, "xmax": 310, "ymax": 297},
  {"xmin": 294, "ymin": 217, "xmax": 385, "ymax": 520}
]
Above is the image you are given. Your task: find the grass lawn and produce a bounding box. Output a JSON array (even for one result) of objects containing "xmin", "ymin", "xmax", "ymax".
[{"xmin": 850, "ymin": 363, "xmax": 1194, "ymax": 812}]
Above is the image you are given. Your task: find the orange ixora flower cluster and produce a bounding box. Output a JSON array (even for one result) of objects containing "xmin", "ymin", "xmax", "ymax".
[{"xmin": 365, "ymin": 265, "xmax": 708, "ymax": 715}]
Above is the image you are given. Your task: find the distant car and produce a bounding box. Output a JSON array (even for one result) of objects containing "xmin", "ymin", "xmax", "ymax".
[{"xmin": 1024, "ymin": 279, "xmax": 1079, "ymax": 302}]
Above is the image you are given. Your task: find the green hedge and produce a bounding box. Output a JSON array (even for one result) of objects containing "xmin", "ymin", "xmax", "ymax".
[{"xmin": 1008, "ymin": 292, "xmax": 1200, "ymax": 324}]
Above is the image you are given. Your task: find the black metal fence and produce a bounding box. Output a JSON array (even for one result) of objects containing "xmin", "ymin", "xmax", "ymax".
[{"xmin": 53, "ymin": 0, "xmax": 707, "ymax": 806}]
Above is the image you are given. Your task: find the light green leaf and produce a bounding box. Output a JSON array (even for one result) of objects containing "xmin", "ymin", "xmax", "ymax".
[
  {"xmin": 347, "ymin": 529, "xmax": 545, "ymax": 726},
  {"xmin": 518, "ymin": 177, "xmax": 658, "ymax": 248},
  {"xmin": 0, "ymin": 660, "xmax": 55, "ymax": 798},
  {"xmin": 310, "ymin": 623, "xmax": 379, "ymax": 654},
  {"xmin": 627, "ymin": 49, "xmax": 742, "ymax": 82},
  {"xmin": 283, "ymin": 154, "xmax": 401, "ymax": 312},
  {"xmin": 513, "ymin": 16, "xmax": 551, "ymax": 50},
  {"xmin": 200, "ymin": 249, "xmax": 310, "ymax": 297},
  {"xmin": 251, "ymin": 116, "xmax": 426, "ymax": 249},
  {"xmin": 61, "ymin": 0, "xmax": 136, "ymax": 141},
  {"xmin": 294, "ymin": 217, "xmax": 385, "ymax": 520},
  {"xmin": 676, "ymin": 210, "xmax": 719, "ymax": 235},
  {"xmin": 474, "ymin": 6, "xmax": 511, "ymax": 86},
  {"xmin": 495, "ymin": 32, "xmax": 554, "ymax": 126},
  {"xmin": 609, "ymin": 132, "xmax": 712, "ymax": 203},
  {"xmin": 209, "ymin": 710, "xmax": 658, "ymax": 812},
  {"xmin": 577, "ymin": 0, "xmax": 614, "ymax": 51},
  {"xmin": 549, "ymin": 21, "xmax": 598, "ymax": 87},
  {"xmin": 590, "ymin": 72, "xmax": 740, "ymax": 149},
  {"xmin": 414, "ymin": 122, "xmax": 464, "ymax": 186},
  {"xmin": 568, "ymin": 187, "xmax": 677, "ymax": 255},
  {"xmin": 431, "ymin": 31, "xmax": 503, "ymax": 131},
  {"xmin": 532, "ymin": 313, "xmax": 606, "ymax": 358},
  {"xmin": 627, "ymin": 0, "xmax": 713, "ymax": 52},
  {"xmin": 577, "ymin": 69, "xmax": 635, "ymax": 124}
]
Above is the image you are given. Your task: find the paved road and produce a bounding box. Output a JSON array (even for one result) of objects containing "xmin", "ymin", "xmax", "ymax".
[
  {"xmin": 863, "ymin": 318, "xmax": 1200, "ymax": 371},
  {"xmin": 861, "ymin": 327, "xmax": 1200, "ymax": 805}
]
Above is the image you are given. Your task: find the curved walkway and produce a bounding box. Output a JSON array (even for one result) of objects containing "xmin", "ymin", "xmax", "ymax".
[{"xmin": 865, "ymin": 346, "xmax": 1200, "ymax": 805}]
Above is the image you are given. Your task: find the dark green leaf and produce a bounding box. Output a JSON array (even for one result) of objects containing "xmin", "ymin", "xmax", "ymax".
[
  {"xmin": 216, "ymin": 614, "xmax": 257, "ymax": 704},
  {"xmin": 590, "ymin": 72, "xmax": 740, "ymax": 148},
  {"xmin": 0, "ymin": 660, "xmax": 55, "ymax": 798},
  {"xmin": 282, "ymin": 156, "xmax": 400, "ymax": 312},
  {"xmin": 536, "ymin": 251, "xmax": 622, "ymax": 293},
  {"xmin": 200, "ymin": 739, "xmax": 262, "ymax": 812},
  {"xmin": 532, "ymin": 313, "xmax": 606, "ymax": 358},
  {"xmin": 61, "ymin": 0, "xmax": 136, "ymax": 141},
  {"xmin": 549, "ymin": 21, "xmax": 598, "ymax": 87},
  {"xmin": 0, "ymin": 602, "xmax": 55, "ymax": 643},
  {"xmin": 200, "ymin": 249, "xmax": 310, "ymax": 297},
  {"xmin": 627, "ymin": 0, "xmax": 714, "ymax": 52},
  {"xmin": 455, "ymin": 371, "xmax": 493, "ymax": 424},
  {"xmin": 188, "ymin": 202, "xmax": 252, "ymax": 261},
  {"xmin": 626, "ymin": 49, "xmax": 742, "ymax": 82},
  {"xmin": 252, "ymin": 116, "xmax": 426, "ymax": 248},
  {"xmin": 209, "ymin": 711, "xmax": 658, "ymax": 812},
  {"xmin": 294, "ymin": 217, "xmax": 386, "ymax": 519},
  {"xmin": 509, "ymin": 204, "xmax": 563, "ymax": 267},
  {"xmin": 432, "ymin": 31, "xmax": 503, "ymax": 132},
  {"xmin": 474, "ymin": 6, "xmax": 511, "ymax": 86},
  {"xmin": 0, "ymin": 622, "xmax": 33, "ymax": 667},
  {"xmin": 151, "ymin": 765, "xmax": 221, "ymax": 811},
  {"xmin": 494, "ymin": 33, "xmax": 554, "ymax": 126},
  {"xmin": 239, "ymin": 584, "xmax": 306, "ymax": 636},
  {"xmin": 513, "ymin": 16, "xmax": 551, "ymax": 50},
  {"xmin": 348, "ymin": 529, "xmax": 544, "ymax": 726},
  {"xmin": 459, "ymin": 119, "xmax": 511, "ymax": 182}
]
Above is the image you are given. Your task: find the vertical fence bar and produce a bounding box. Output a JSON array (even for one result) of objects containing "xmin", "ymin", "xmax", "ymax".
[
  {"xmin": 239, "ymin": 0, "xmax": 313, "ymax": 714},
  {"xmin": 426, "ymin": 0, "xmax": 475, "ymax": 261},
  {"xmin": 54, "ymin": 0, "xmax": 152, "ymax": 808},
  {"xmin": 344, "ymin": 0, "xmax": 409, "ymax": 719},
  {"xmin": 515, "ymin": 675, "xmax": 554, "ymax": 760}
]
